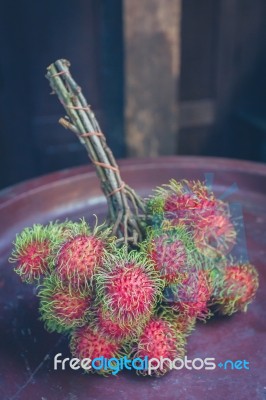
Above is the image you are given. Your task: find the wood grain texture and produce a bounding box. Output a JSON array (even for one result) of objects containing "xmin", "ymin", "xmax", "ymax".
[{"xmin": 124, "ymin": 0, "xmax": 182, "ymax": 157}]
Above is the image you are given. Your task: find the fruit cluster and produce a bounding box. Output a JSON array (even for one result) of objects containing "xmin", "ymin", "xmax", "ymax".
[{"xmin": 10, "ymin": 179, "xmax": 259, "ymax": 376}]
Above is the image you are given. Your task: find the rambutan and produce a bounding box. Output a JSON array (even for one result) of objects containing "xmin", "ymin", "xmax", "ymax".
[
  {"xmin": 8, "ymin": 61, "xmax": 261, "ymax": 380},
  {"xmin": 96, "ymin": 247, "xmax": 164, "ymax": 328},
  {"xmin": 159, "ymin": 306, "xmax": 196, "ymax": 336},
  {"xmin": 53, "ymin": 219, "xmax": 112, "ymax": 289},
  {"xmin": 70, "ymin": 325, "xmax": 123, "ymax": 375},
  {"xmin": 144, "ymin": 226, "xmax": 194, "ymax": 284},
  {"xmin": 38, "ymin": 274, "xmax": 92, "ymax": 333},
  {"xmin": 147, "ymin": 179, "xmax": 219, "ymax": 227},
  {"xmin": 164, "ymin": 269, "xmax": 212, "ymax": 321},
  {"xmin": 174, "ymin": 313, "xmax": 196, "ymax": 335},
  {"xmin": 193, "ymin": 213, "xmax": 236, "ymax": 258},
  {"xmin": 146, "ymin": 179, "xmax": 236, "ymax": 258},
  {"xmin": 9, "ymin": 223, "xmax": 61, "ymax": 283},
  {"xmin": 133, "ymin": 316, "xmax": 185, "ymax": 376},
  {"xmin": 213, "ymin": 262, "xmax": 259, "ymax": 315},
  {"xmin": 164, "ymin": 193, "xmax": 217, "ymax": 226},
  {"xmin": 92, "ymin": 305, "xmax": 135, "ymax": 342}
]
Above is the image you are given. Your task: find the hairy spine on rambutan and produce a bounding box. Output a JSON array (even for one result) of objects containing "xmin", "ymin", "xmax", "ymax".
[
  {"xmin": 95, "ymin": 246, "xmax": 164, "ymax": 329},
  {"xmin": 147, "ymin": 179, "xmax": 236, "ymax": 258},
  {"xmin": 52, "ymin": 219, "xmax": 113, "ymax": 290},
  {"xmin": 156, "ymin": 305, "xmax": 196, "ymax": 337},
  {"xmin": 164, "ymin": 268, "xmax": 212, "ymax": 321},
  {"xmin": 70, "ymin": 325, "xmax": 124, "ymax": 375},
  {"xmin": 147, "ymin": 179, "xmax": 218, "ymax": 226},
  {"xmin": 212, "ymin": 262, "xmax": 259, "ymax": 315},
  {"xmin": 174, "ymin": 313, "xmax": 196, "ymax": 335},
  {"xmin": 9, "ymin": 222, "xmax": 63, "ymax": 283},
  {"xmin": 38, "ymin": 273, "xmax": 92, "ymax": 333},
  {"xmin": 132, "ymin": 315, "xmax": 185, "ymax": 376},
  {"xmin": 92, "ymin": 305, "xmax": 138, "ymax": 342},
  {"xmin": 143, "ymin": 226, "xmax": 196, "ymax": 284},
  {"xmin": 160, "ymin": 306, "xmax": 197, "ymax": 336},
  {"xmin": 193, "ymin": 212, "xmax": 236, "ymax": 258}
]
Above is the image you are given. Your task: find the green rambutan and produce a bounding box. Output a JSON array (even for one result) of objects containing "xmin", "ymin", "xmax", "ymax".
[
  {"xmin": 212, "ymin": 262, "xmax": 259, "ymax": 315},
  {"xmin": 133, "ymin": 315, "xmax": 185, "ymax": 376},
  {"xmin": 9, "ymin": 222, "xmax": 62, "ymax": 283},
  {"xmin": 70, "ymin": 325, "xmax": 123, "ymax": 375},
  {"xmin": 53, "ymin": 219, "xmax": 112, "ymax": 289},
  {"xmin": 96, "ymin": 246, "xmax": 164, "ymax": 328},
  {"xmin": 38, "ymin": 274, "xmax": 92, "ymax": 333}
]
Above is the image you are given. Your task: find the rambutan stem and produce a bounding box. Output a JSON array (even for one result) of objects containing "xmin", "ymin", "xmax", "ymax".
[{"xmin": 46, "ymin": 59, "xmax": 145, "ymax": 246}]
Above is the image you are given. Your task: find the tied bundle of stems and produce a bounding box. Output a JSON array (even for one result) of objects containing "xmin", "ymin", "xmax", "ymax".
[{"xmin": 46, "ymin": 59, "xmax": 145, "ymax": 247}]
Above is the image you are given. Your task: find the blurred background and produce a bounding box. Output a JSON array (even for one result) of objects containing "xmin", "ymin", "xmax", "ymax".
[{"xmin": 1, "ymin": 0, "xmax": 266, "ymax": 190}]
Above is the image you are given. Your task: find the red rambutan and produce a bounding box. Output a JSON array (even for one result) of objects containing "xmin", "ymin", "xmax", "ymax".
[
  {"xmin": 70, "ymin": 325, "xmax": 122, "ymax": 375},
  {"xmin": 147, "ymin": 179, "xmax": 219, "ymax": 226},
  {"xmin": 193, "ymin": 213, "xmax": 236, "ymax": 258},
  {"xmin": 146, "ymin": 180, "xmax": 236, "ymax": 258},
  {"xmin": 213, "ymin": 262, "xmax": 259, "ymax": 315},
  {"xmin": 57, "ymin": 235, "xmax": 104, "ymax": 286},
  {"xmin": 9, "ymin": 223, "xmax": 61, "ymax": 283},
  {"xmin": 96, "ymin": 247, "xmax": 164, "ymax": 328},
  {"xmin": 93, "ymin": 305, "xmax": 134, "ymax": 342},
  {"xmin": 164, "ymin": 269, "xmax": 212, "ymax": 321},
  {"xmin": 174, "ymin": 313, "xmax": 196, "ymax": 335},
  {"xmin": 38, "ymin": 274, "xmax": 92, "ymax": 333},
  {"xmin": 164, "ymin": 193, "xmax": 217, "ymax": 226},
  {"xmin": 159, "ymin": 306, "xmax": 196, "ymax": 336},
  {"xmin": 54, "ymin": 220, "xmax": 111, "ymax": 289},
  {"xmin": 134, "ymin": 316, "xmax": 185, "ymax": 375},
  {"xmin": 144, "ymin": 227, "xmax": 194, "ymax": 284}
]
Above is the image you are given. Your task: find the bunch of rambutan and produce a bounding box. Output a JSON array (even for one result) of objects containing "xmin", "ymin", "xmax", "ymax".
[
  {"xmin": 9, "ymin": 178, "xmax": 259, "ymax": 377},
  {"xmin": 9, "ymin": 60, "xmax": 259, "ymax": 377}
]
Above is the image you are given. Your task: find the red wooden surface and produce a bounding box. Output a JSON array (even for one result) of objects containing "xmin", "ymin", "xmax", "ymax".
[{"xmin": 0, "ymin": 157, "xmax": 265, "ymax": 400}]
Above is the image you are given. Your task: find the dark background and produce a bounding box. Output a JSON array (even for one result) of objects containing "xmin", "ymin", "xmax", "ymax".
[{"xmin": 0, "ymin": 0, "xmax": 266, "ymax": 190}]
